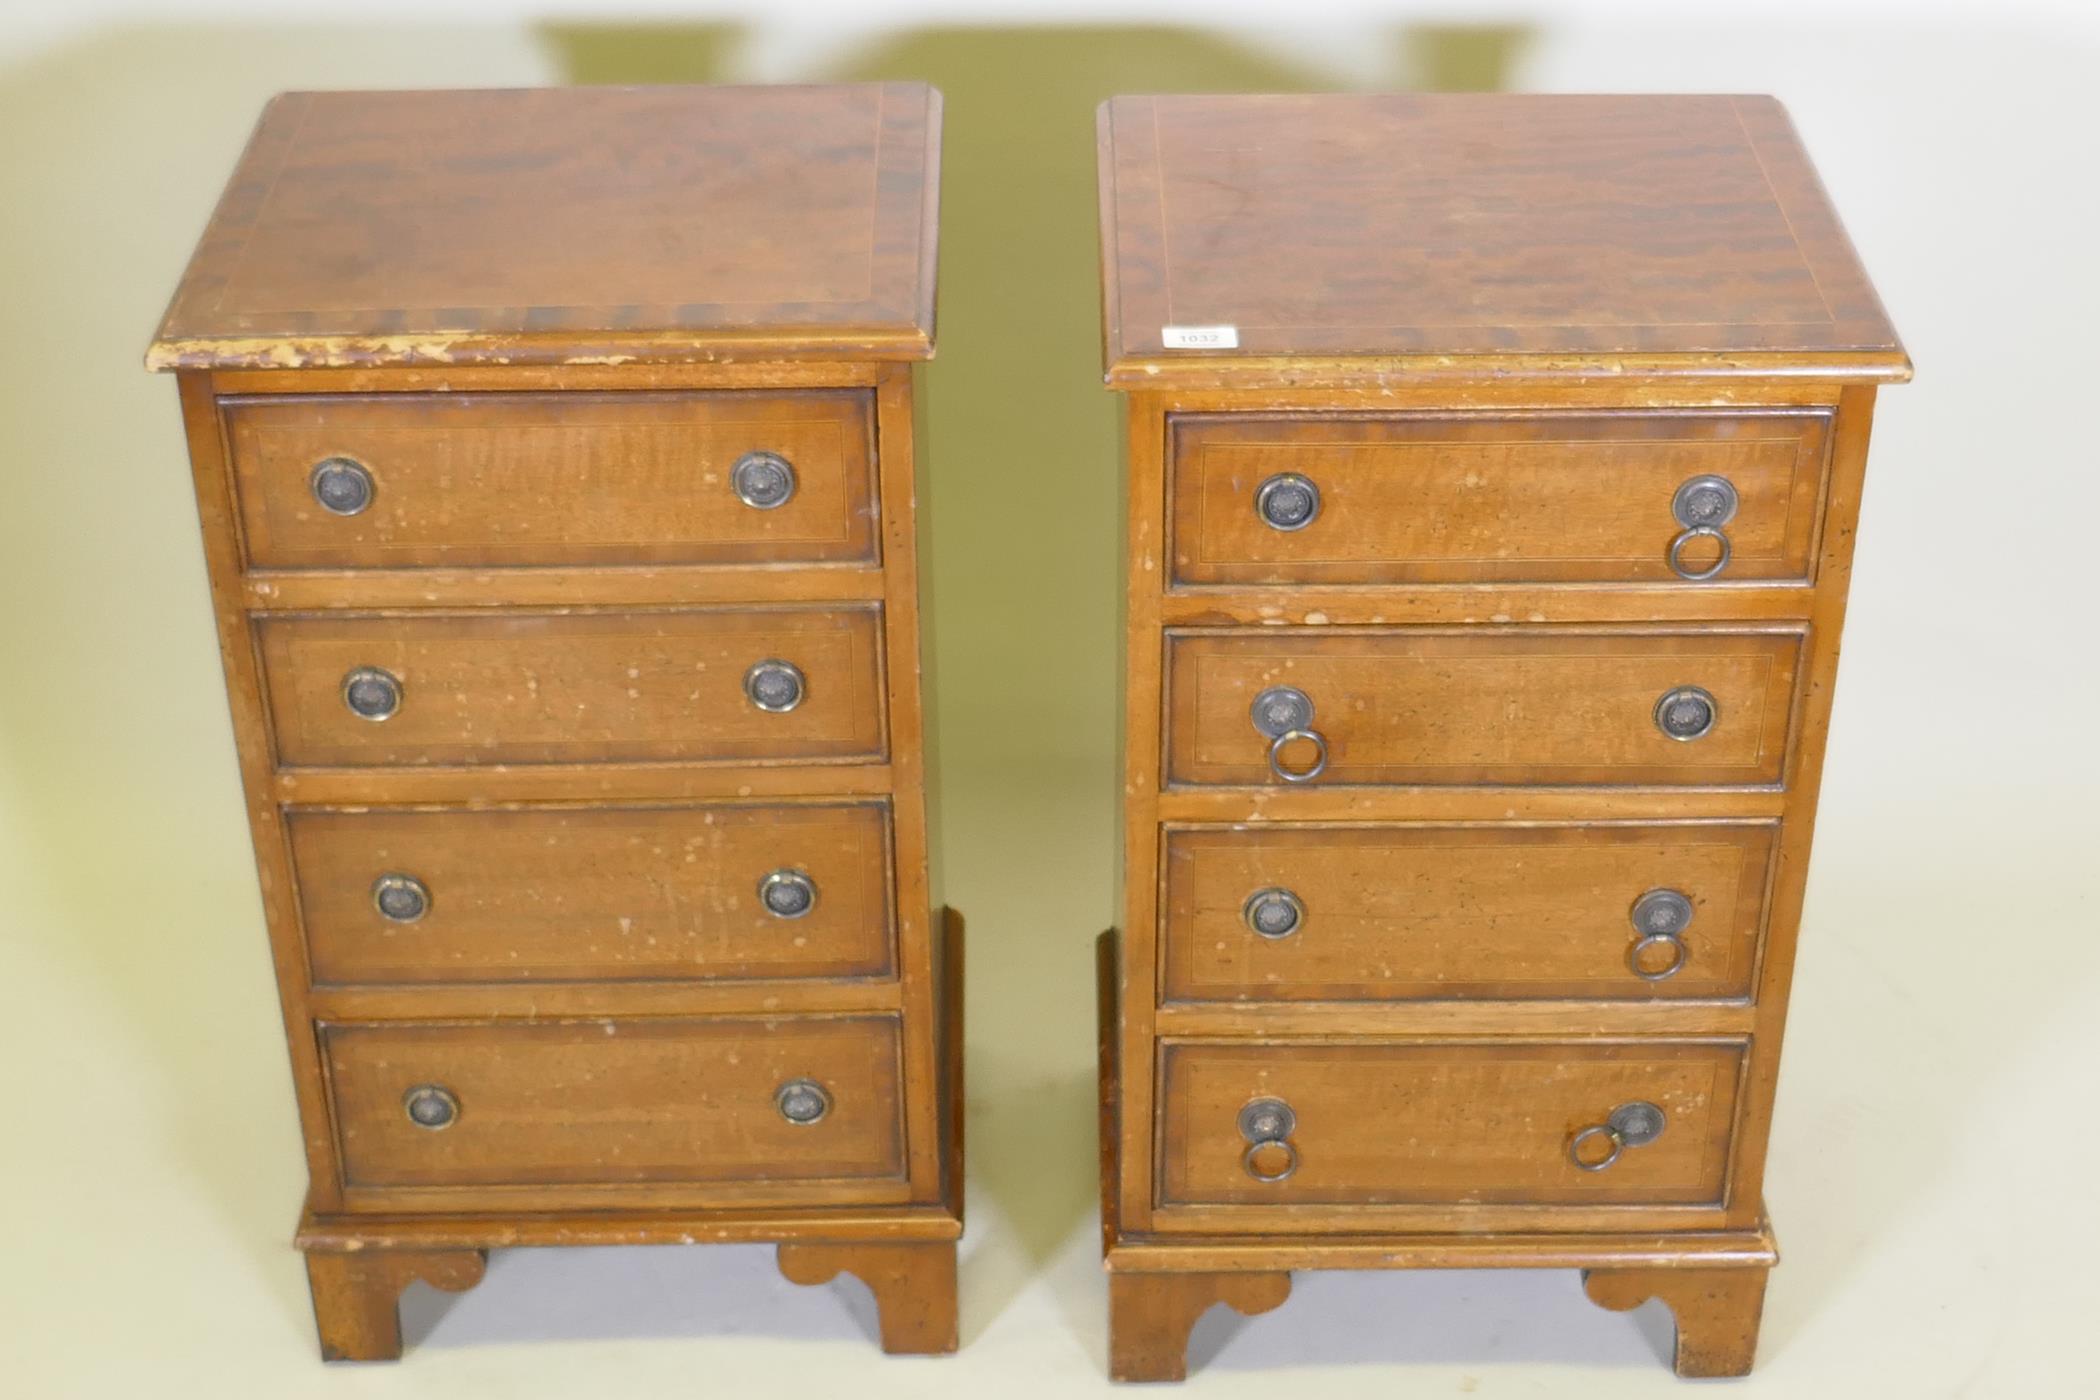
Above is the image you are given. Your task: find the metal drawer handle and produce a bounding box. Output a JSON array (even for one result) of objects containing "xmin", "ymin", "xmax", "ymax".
[
  {"xmin": 371, "ymin": 873, "xmax": 431, "ymax": 924},
  {"xmin": 1250, "ymin": 685, "xmax": 1328, "ymax": 783},
  {"xmin": 1242, "ymin": 887, "xmax": 1305, "ymax": 939},
  {"xmin": 1669, "ymin": 526, "xmax": 1732, "ymax": 581},
  {"xmin": 309, "ymin": 456, "xmax": 374, "ymax": 516},
  {"xmin": 1254, "ymin": 472, "xmax": 1321, "ymax": 531},
  {"xmin": 1267, "ymin": 730, "xmax": 1328, "ymax": 784},
  {"xmin": 1668, "ymin": 474, "xmax": 1738, "ymax": 580},
  {"xmin": 1238, "ymin": 1096, "xmax": 1299, "ymax": 1183},
  {"xmin": 403, "ymin": 1084, "xmax": 459, "ymax": 1131},
  {"xmin": 744, "ymin": 658, "xmax": 805, "ymax": 713},
  {"xmin": 759, "ymin": 868, "xmax": 818, "ymax": 919},
  {"xmin": 731, "ymin": 451, "xmax": 797, "ymax": 510},
  {"xmin": 775, "ymin": 1078, "xmax": 832, "ymax": 1126},
  {"xmin": 1627, "ymin": 888, "xmax": 1693, "ymax": 981},
  {"xmin": 1570, "ymin": 1100, "xmax": 1666, "ymax": 1172},
  {"xmin": 1653, "ymin": 685, "xmax": 1717, "ymax": 742},
  {"xmin": 341, "ymin": 666, "xmax": 403, "ymax": 721}
]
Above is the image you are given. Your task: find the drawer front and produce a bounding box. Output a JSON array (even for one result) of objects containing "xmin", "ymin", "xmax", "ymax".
[
  {"xmin": 226, "ymin": 391, "xmax": 877, "ymax": 569},
  {"xmin": 292, "ymin": 802, "xmax": 894, "ymax": 985},
  {"xmin": 1169, "ymin": 409, "xmax": 1831, "ymax": 586},
  {"xmin": 1166, "ymin": 628, "xmax": 1801, "ymax": 787},
  {"xmin": 1162, "ymin": 823, "xmax": 1775, "ymax": 1002},
  {"xmin": 1158, "ymin": 1040, "xmax": 1742, "ymax": 1211},
  {"xmin": 258, "ymin": 607, "xmax": 886, "ymax": 768},
  {"xmin": 325, "ymin": 1016, "xmax": 905, "ymax": 1201}
]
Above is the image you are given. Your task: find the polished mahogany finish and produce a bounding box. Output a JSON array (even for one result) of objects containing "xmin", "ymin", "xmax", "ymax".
[
  {"xmin": 1100, "ymin": 93, "xmax": 1904, "ymax": 377},
  {"xmin": 224, "ymin": 390, "xmax": 880, "ymax": 569},
  {"xmin": 1159, "ymin": 821, "xmax": 1777, "ymax": 1003},
  {"xmin": 150, "ymin": 85, "xmax": 939, "ymax": 370},
  {"xmin": 151, "ymin": 84, "xmax": 958, "ymax": 1361},
  {"xmin": 1099, "ymin": 92, "xmax": 1907, "ymax": 1381}
]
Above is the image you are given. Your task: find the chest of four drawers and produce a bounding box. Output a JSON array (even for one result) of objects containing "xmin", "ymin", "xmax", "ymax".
[
  {"xmin": 1119, "ymin": 401, "xmax": 1841, "ymax": 1229},
  {"xmin": 192, "ymin": 378, "xmax": 946, "ymax": 1215},
  {"xmin": 151, "ymin": 82, "xmax": 960, "ymax": 1361}
]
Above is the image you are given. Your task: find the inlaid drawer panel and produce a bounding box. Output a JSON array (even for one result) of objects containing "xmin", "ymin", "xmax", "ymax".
[
  {"xmin": 1165, "ymin": 627, "xmax": 1802, "ymax": 787},
  {"xmin": 325, "ymin": 1015, "xmax": 905, "ymax": 1202},
  {"xmin": 1157, "ymin": 1039, "xmax": 1743, "ymax": 1212},
  {"xmin": 1161, "ymin": 822, "xmax": 1776, "ymax": 1002},
  {"xmin": 258, "ymin": 606, "xmax": 887, "ymax": 768},
  {"xmin": 290, "ymin": 802, "xmax": 894, "ymax": 985},
  {"xmin": 225, "ymin": 390, "xmax": 878, "ymax": 569},
  {"xmin": 1168, "ymin": 409, "xmax": 1831, "ymax": 586}
]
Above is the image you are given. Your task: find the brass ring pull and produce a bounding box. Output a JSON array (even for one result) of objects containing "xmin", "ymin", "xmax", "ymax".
[
  {"xmin": 1241, "ymin": 1136, "xmax": 1300, "ymax": 1183},
  {"xmin": 1238, "ymin": 1096, "xmax": 1299, "ymax": 1183},
  {"xmin": 1628, "ymin": 930, "xmax": 1689, "ymax": 981},
  {"xmin": 1570, "ymin": 1123, "xmax": 1624, "ymax": 1172},
  {"xmin": 1668, "ymin": 524, "xmax": 1732, "ymax": 580},
  {"xmin": 1570, "ymin": 1100, "xmax": 1667, "ymax": 1172},
  {"xmin": 1267, "ymin": 728, "xmax": 1328, "ymax": 784}
]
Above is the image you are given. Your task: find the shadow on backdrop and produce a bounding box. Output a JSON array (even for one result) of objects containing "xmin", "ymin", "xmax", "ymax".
[{"xmin": 541, "ymin": 21, "xmax": 1527, "ymax": 1354}]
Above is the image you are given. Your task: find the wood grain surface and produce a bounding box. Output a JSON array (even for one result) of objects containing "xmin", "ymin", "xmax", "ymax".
[
  {"xmin": 150, "ymin": 85, "xmax": 941, "ymax": 369},
  {"xmin": 325, "ymin": 1015, "xmax": 906, "ymax": 1201},
  {"xmin": 289, "ymin": 801, "xmax": 896, "ymax": 985},
  {"xmin": 225, "ymin": 390, "xmax": 878, "ymax": 569},
  {"xmin": 1165, "ymin": 626, "xmax": 1805, "ymax": 787},
  {"xmin": 256, "ymin": 606, "xmax": 888, "ymax": 768},
  {"xmin": 1160, "ymin": 821, "xmax": 1777, "ymax": 1002},
  {"xmin": 1169, "ymin": 408, "xmax": 1832, "ymax": 586},
  {"xmin": 1156, "ymin": 1039, "xmax": 1743, "ymax": 1212},
  {"xmin": 1099, "ymin": 93, "xmax": 1908, "ymax": 382}
]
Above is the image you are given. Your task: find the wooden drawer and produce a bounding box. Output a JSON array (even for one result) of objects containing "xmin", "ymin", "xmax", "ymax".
[
  {"xmin": 257, "ymin": 606, "xmax": 886, "ymax": 768},
  {"xmin": 290, "ymin": 802, "xmax": 894, "ymax": 985},
  {"xmin": 324, "ymin": 1015, "xmax": 906, "ymax": 1208},
  {"xmin": 1165, "ymin": 627, "xmax": 1802, "ymax": 787},
  {"xmin": 1161, "ymin": 822, "xmax": 1776, "ymax": 1002},
  {"xmin": 1168, "ymin": 409, "xmax": 1831, "ymax": 586},
  {"xmin": 224, "ymin": 391, "xmax": 877, "ymax": 570},
  {"xmin": 1157, "ymin": 1040, "xmax": 1743, "ymax": 1216}
]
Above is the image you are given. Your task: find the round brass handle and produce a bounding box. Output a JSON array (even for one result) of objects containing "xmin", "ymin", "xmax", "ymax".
[
  {"xmin": 1668, "ymin": 525, "xmax": 1732, "ymax": 581},
  {"xmin": 1668, "ymin": 474, "xmax": 1738, "ymax": 581},
  {"xmin": 1242, "ymin": 887, "xmax": 1305, "ymax": 939},
  {"xmin": 1238, "ymin": 1096, "xmax": 1299, "ymax": 1183},
  {"xmin": 759, "ymin": 868, "xmax": 818, "ymax": 919},
  {"xmin": 731, "ymin": 451, "xmax": 797, "ymax": 510},
  {"xmin": 775, "ymin": 1078, "xmax": 831, "ymax": 1126},
  {"xmin": 1267, "ymin": 729, "xmax": 1328, "ymax": 784},
  {"xmin": 403, "ymin": 1084, "xmax": 458, "ymax": 1131},
  {"xmin": 1242, "ymin": 1137, "xmax": 1300, "ymax": 1183},
  {"xmin": 371, "ymin": 873, "xmax": 431, "ymax": 924},
  {"xmin": 341, "ymin": 666, "xmax": 403, "ymax": 722},
  {"xmin": 1570, "ymin": 1100, "xmax": 1666, "ymax": 1172},
  {"xmin": 1628, "ymin": 931, "xmax": 1689, "ymax": 981},
  {"xmin": 1653, "ymin": 685, "xmax": 1717, "ymax": 742},
  {"xmin": 309, "ymin": 456, "xmax": 374, "ymax": 516},
  {"xmin": 1249, "ymin": 686, "xmax": 1327, "ymax": 783},
  {"xmin": 1254, "ymin": 472, "xmax": 1321, "ymax": 531},
  {"xmin": 1250, "ymin": 685, "xmax": 1313, "ymax": 737},
  {"xmin": 1628, "ymin": 888, "xmax": 1692, "ymax": 981},
  {"xmin": 744, "ymin": 659, "xmax": 805, "ymax": 713}
]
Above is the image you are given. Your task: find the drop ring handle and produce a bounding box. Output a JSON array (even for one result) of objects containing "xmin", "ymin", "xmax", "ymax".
[
  {"xmin": 1241, "ymin": 1137, "xmax": 1300, "ymax": 1183},
  {"xmin": 1266, "ymin": 728, "xmax": 1328, "ymax": 784},
  {"xmin": 1668, "ymin": 525, "xmax": 1732, "ymax": 581}
]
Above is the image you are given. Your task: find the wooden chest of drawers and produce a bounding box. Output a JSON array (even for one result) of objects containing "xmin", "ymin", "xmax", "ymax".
[
  {"xmin": 1096, "ymin": 93, "xmax": 1907, "ymax": 1380},
  {"xmin": 149, "ymin": 84, "xmax": 960, "ymax": 1360}
]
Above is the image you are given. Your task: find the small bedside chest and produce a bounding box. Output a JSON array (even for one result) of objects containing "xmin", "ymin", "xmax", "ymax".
[
  {"xmin": 149, "ymin": 84, "xmax": 960, "ymax": 1359},
  {"xmin": 1095, "ymin": 92, "xmax": 1907, "ymax": 1381}
]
